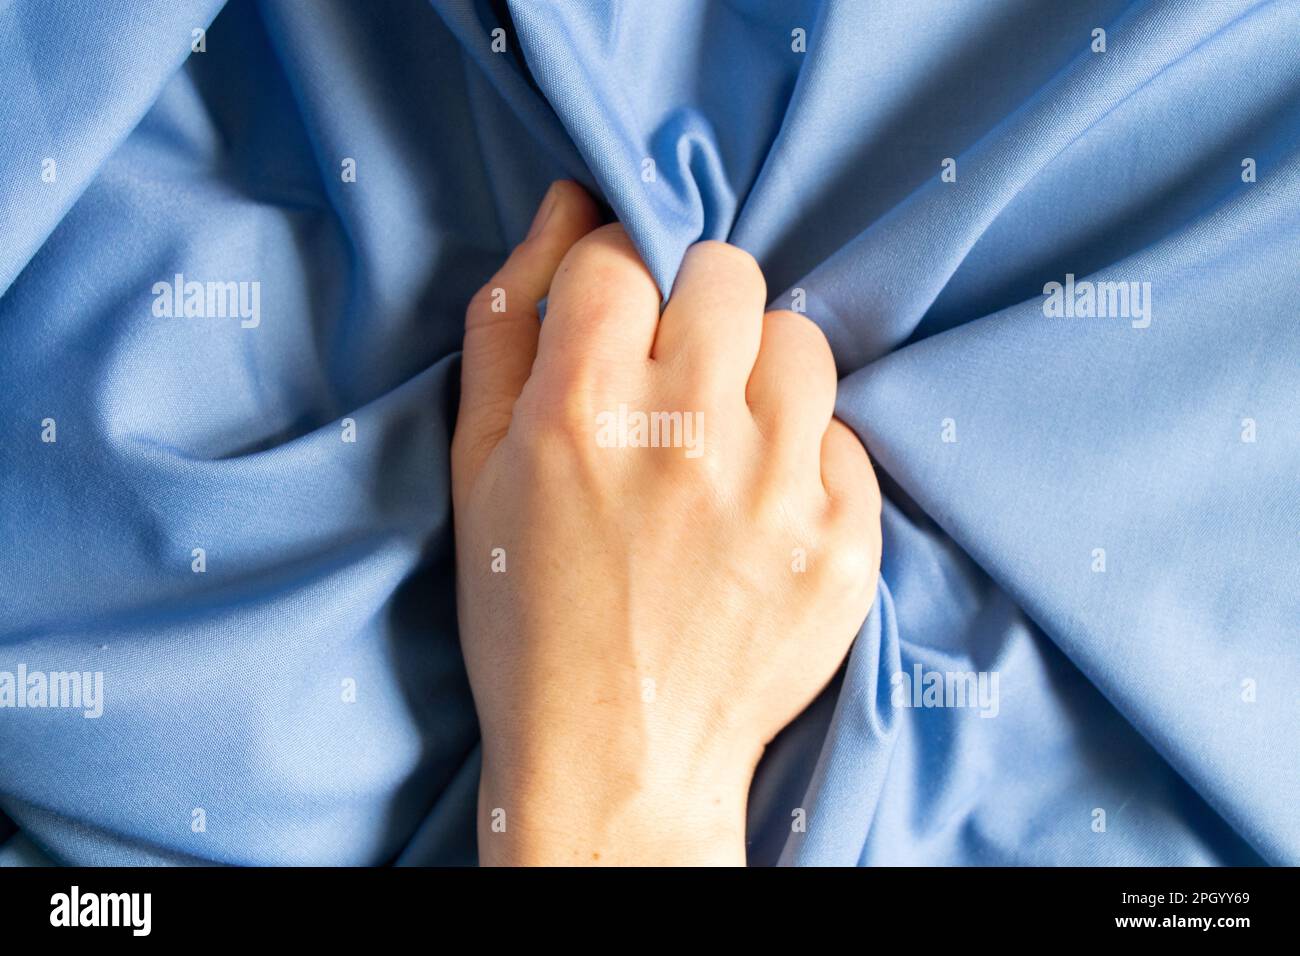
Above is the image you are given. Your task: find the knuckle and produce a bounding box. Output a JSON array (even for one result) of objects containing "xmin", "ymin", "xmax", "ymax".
[
  {"xmin": 688, "ymin": 240, "xmax": 765, "ymax": 292},
  {"xmin": 763, "ymin": 310, "xmax": 837, "ymax": 379},
  {"xmin": 554, "ymin": 231, "xmax": 652, "ymax": 314},
  {"xmin": 562, "ymin": 223, "xmax": 635, "ymax": 272},
  {"xmin": 768, "ymin": 309, "xmax": 831, "ymax": 350},
  {"xmin": 465, "ymin": 283, "xmax": 521, "ymax": 329},
  {"xmin": 692, "ymin": 240, "xmax": 760, "ymax": 273},
  {"xmin": 766, "ymin": 307, "xmax": 814, "ymax": 332},
  {"xmin": 676, "ymin": 435, "xmax": 727, "ymax": 486},
  {"xmin": 517, "ymin": 376, "xmax": 600, "ymax": 442},
  {"xmin": 818, "ymin": 532, "xmax": 879, "ymax": 594}
]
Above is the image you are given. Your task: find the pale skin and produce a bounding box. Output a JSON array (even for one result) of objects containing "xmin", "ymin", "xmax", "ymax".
[{"xmin": 452, "ymin": 181, "xmax": 883, "ymax": 865}]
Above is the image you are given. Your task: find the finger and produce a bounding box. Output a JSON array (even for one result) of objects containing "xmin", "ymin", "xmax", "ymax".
[
  {"xmin": 820, "ymin": 417, "xmax": 882, "ymax": 515},
  {"xmin": 746, "ymin": 310, "xmax": 837, "ymax": 458},
  {"xmin": 458, "ymin": 181, "xmax": 602, "ymax": 461},
  {"xmin": 538, "ymin": 223, "xmax": 661, "ymax": 373},
  {"xmin": 652, "ymin": 241, "xmax": 766, "ymax": 393}
]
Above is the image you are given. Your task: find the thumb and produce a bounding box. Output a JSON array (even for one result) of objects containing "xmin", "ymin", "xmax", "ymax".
[{"xmin": 454, "ymin": 181, "xmax": 602, "ymax": 482}]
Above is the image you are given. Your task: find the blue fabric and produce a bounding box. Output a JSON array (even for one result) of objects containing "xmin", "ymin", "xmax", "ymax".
[{"xmin": 1, "ymin": 0, "xmax": 1296, "ymax": 866}]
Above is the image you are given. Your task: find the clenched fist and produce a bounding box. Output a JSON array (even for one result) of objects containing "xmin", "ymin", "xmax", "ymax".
[{"xmin": 452, "ymin": 181, "xmax": 882, "ymax": 865}]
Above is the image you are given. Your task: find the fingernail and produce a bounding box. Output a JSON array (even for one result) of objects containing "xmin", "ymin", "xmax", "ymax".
[{"xmin": 525, "ymin": 183, "xmax": 559, "ymax": 240}]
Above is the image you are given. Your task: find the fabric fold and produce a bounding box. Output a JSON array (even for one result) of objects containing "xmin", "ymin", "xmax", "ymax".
[{"xmin": 1, "ymin": 0, "xmax": 1294, "ymax": 866}]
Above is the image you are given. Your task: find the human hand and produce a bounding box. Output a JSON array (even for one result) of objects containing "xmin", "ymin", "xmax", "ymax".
[{"xmin": 452, "ymin": 181, "xmax": 882, "ymax": 865}]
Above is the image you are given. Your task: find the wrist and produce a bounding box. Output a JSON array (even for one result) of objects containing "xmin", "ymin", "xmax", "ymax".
[{"xmin": 476, "ymin": 737, "xmax": 756, "ymax": 866}]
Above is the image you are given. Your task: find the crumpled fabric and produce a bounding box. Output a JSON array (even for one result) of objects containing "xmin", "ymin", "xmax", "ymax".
[{"xmin": 1, "ymin": 0, "xmax": 1296, "ymax": 866}]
